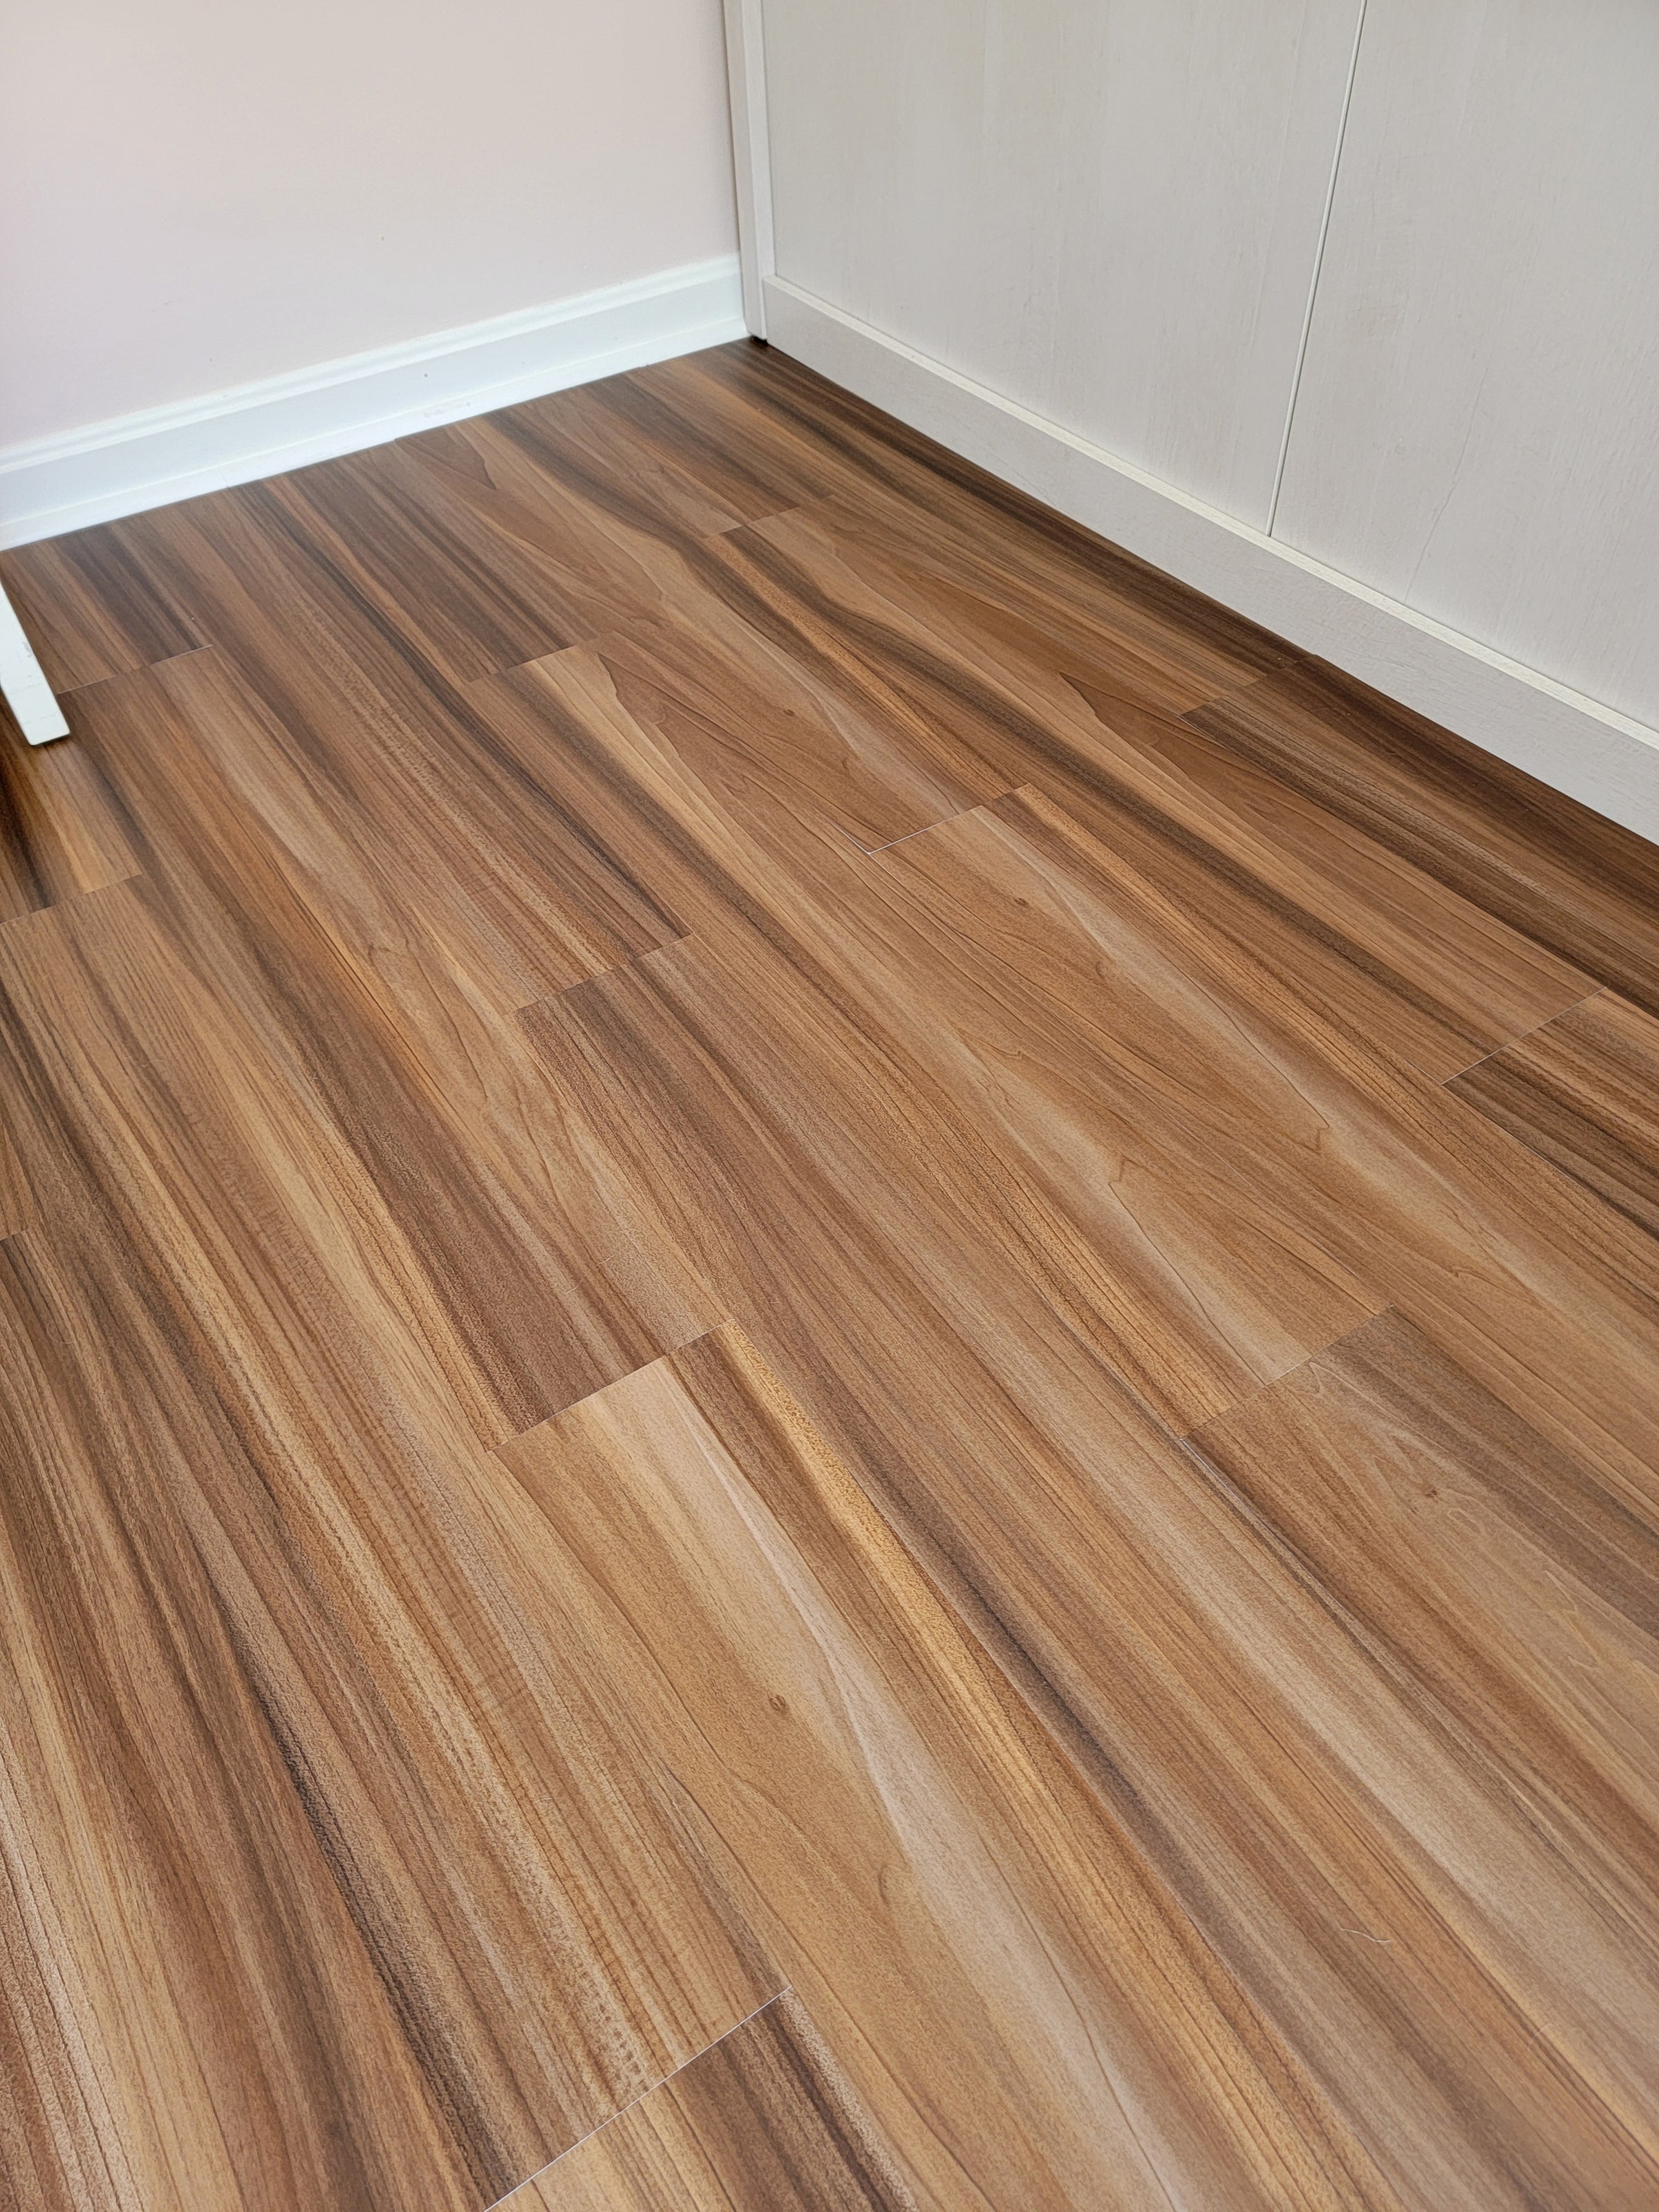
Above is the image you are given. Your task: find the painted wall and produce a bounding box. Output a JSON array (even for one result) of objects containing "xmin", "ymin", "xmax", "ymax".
[{"xmin": 0, "ymin": 0, "xmax": 738, "ymax": 447}]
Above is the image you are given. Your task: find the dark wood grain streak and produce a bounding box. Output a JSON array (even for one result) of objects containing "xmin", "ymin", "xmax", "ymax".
[
  {"xmin": 0, "ymin": 337, "xmax": 1654, "ymax": 2209},
  {"xmin": 1447, "ymin": 992, "xmax": 1659, "ymax": 1238}
]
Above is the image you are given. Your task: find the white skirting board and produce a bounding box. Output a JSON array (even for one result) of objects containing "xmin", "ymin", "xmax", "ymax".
[
  {"xmin": 762, "ymin": 275, "xmax": 1659, "ymax": 846},
  {"xmin": 0, "ymin": 256, "xmax": 747, "ymax": 553}
]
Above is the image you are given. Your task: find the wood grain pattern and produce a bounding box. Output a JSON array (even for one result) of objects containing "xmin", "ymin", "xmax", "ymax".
[
  {"xmin": 1448, "ymin": 992, "xmax": 1659, "ymax": 1239},
  {"xmin": 507, "ymin": 1996, "xmax": 913, "ymax": 2212},
  {"xmin": 59, "ymin": 653, "xmax": 715, "ymax": 1443},
  {"xmin": 1, "ymin": 338, "xmax": 1656, "ymax": 2209},
  {"xmin": 489, "ymin": 1327, "xmax": 1391, "ymax": 2212},
  {"xmin": 693, "ymin": 494, "xmax": 1596, "ymax": 1074},
  {"xmin": 0, "ymin": 529, "xmax": 198, "ymax": 695},
  {"xmin": 1, "ymin": 704, "xmax": 139, "ymax": 925},
  {"xmin": 0, "ymin": 879, "xmax": 771, "ymax": 2209},
  {"xmin": 1183, "ymin": 661, "xmax": 1659, "ymax": 1015},
  {"xmin": 522, "ymin": 883, "xmax": 1659, "ymax": 2208}
]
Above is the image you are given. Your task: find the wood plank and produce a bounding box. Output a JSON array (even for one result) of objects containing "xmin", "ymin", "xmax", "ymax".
[
  {"xmin": 100, "ymin": 497, "xmax": 691, "ymax": 1018},
  {"xmin": 3, "ymin": 335, "xmax": 1657, "ymax": 2211},
  {"xmin": 962, "ymin": 784, "xmax": 1659, "ymax": 1504},
  {"xmin": 262, "ymin": 440, "xmax": 587, "ymax": 684},
  {"xmin": 0, "ymin": 881, "xmax": 775, "ymax": 2209},
  {"xmin": 1, "ymin": 706, "xmax": 140, "ymax": 926},
  {"xmin": 488, "ymin": 1326, "xmax": 1393, "ymax": 2212},
  {"xmin": 1189, "ymin": 1309, "xmax": 1659, "ymax": 2114},
  {"xmin": 507, "ymin": 1996, "xmax": 913, "ymax": 2212},
  {"xmin": 493, "ymin": 368, "xmax": 812, "ymax": 542},
  {"xmin": 0, "ymin": 1224, "xmax": 484, "ymax": 2212},
  {"xmin": 697, "ymin": 498, "xmax": 1594, "ymax": 1075},
  {"xmin": 521, "ymin": 785, "xmax": 1659, "ymax": 2204},
  {"xmin": 526, "ymin": 832, "xmax": 1291, "ymax": 1433},
  {"xmin": 1447, "ymin": 992, "xmax": 1659, "ymax": 1240},
  {"xmin": 0, "ymin": 529, "xmax": 199, "ymax": 694},
  {"xmin": 1183, "ymin": 662, "xmax": 1659, "ymax": 1015},
  {"xmin": 60, "ymin": 654, "xmax": 715, "ymax": 1444}
]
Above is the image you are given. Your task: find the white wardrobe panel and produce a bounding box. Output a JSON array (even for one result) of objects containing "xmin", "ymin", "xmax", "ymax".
[
  {"xmin": 761, "ymin": 0, "xmax": 1365, "ymax": 527},
  {"xmin": 1274, "ymin": 0, "xmax": 1659, "ymax": 729}
]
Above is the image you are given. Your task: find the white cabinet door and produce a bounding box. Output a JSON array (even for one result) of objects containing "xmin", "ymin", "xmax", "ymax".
[
  {"xmin": 1274, "ymin": 0, "xmax": 1659, "ymax": 728},
  {"xmin": 762, "ymin": 0, "xmax": 1364, "ymax": 527}
]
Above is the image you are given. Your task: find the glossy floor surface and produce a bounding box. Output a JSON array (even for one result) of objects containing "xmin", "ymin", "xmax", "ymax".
[{"xmin": 2, "ymin": 341, "xmax": 1658, "ymax": 2211}]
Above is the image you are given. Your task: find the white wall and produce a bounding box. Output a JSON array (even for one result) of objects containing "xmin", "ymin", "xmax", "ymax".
[
  {"xmin": 0, "ymin": 0, "xmax": 739, "ymax": 448},
  {"xmin": 1273, "ymin": 0, "xmax": 1659, "ymax": 733},
  {"xmin": 765, "ymin": 0, "xmax": 1362, "ymax": 526}
]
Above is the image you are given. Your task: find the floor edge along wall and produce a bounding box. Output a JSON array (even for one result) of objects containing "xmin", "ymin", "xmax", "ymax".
[
  {"xmin": 0, "ymin": 257, "xmax": 747, "ymax": 553},
  {"xmin": 762, "ymin": 274, "xmax": 1659, "ymax": 847}
]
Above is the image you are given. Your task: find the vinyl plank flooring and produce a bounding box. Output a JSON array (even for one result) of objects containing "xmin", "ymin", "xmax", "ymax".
[
  {"xmin": 97, "ymin": 499, "xmax": 691, "ymax": 1018},
  {"xmin": 0, "ymin": 881, "xmax": 774, "ymax": 2209},
  {"xmin": 1184, "ymin": 662, "xmax": 1659, "ymax": 1015},
  {"xmin": 523, "ymin": 859, "xmax": 1293, "ymax": 1436},
  {"xmin": 61, "ymin": 654, "xmax": 715, "ymax": 1443},
  {"xmin": 259, "ymin": 442, "xmax": 595, "ymax": 685},
  {"xmin": 1188, "ymin": 1309, "xmax": 1659, "ymax": 1900},
  {"xmin": 0, "ymin": 529, "xmax": 199, "ymax": 694},
  {"xmin": 522, "ymin": 913, "xmax": 1659, "ymax": 2207},
  {"xmin": 1447, "ymin": 991, "xmax": 1659, "ymax": 1239},
  {"xmin": 487, "ymin": 1327, "xmax": 1394, "ymax": 2212},
  {"xmin": 592, "ymin": 610, "xmax": 1000, "ymax": 853},
  {"xmin": 1, "ymin": 706, "xmax": 140, "ymax": 926},
  {"xmin": 662, "ymin": 345, "xmax": 1297, "ymax": 702},
  {"xmin": 3, "ymin": 335, "xmax": 1658, "ymax": 2211},
  {"xmin": 0, "ymin": 1223, "xmax": 487, "ymax": 2212},
  {"xmin": 957, "ymin": 785, "xmax": 1659, "ymax": 1506},
  {"xmin": 506, "ymin": 1996, "xmax": 913, "ymax": 2212},
  {"xmin": 493, "ymin": 369, "xmax": 812, "ymax": 542},
  {"xmin": 0, "ymin": 1116, "xmax": 30, "ymax": 1235}
]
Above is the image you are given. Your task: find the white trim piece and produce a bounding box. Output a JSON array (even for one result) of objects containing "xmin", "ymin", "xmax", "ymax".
[
  {"xmin": 0, "ymin": 583, "xmax": 68, "ymax": 746},
  {"xmin": 762, "ymin": 274, "xmax": 1659, "ymax": 844},
  {"xmin": 722, "ymin": 0, "xmax": 776, "ymax": 337},
  {"xmin": 0, "ymin": 256, "xmax": 747, "ymax": 550}
]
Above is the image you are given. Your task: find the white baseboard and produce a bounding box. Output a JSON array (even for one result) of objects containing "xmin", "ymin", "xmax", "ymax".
[
  {"xmin": 763, "ymin": 275, "xmax": 1659, "ymax": 845},
  {"xmin": 0, "ymin": 256, "xmax": 747, "ymax": 552}
]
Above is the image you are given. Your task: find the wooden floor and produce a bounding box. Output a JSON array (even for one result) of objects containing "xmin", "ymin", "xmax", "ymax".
[{"xmin": 2, "ymin": 340, "xmax": 1658, "ymax": 2211}]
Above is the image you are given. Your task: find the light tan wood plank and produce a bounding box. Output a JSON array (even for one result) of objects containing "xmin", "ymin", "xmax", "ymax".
[{"xmin": 489, "ymin": 1326, "xmax": 1393, "ymax": 2212}]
